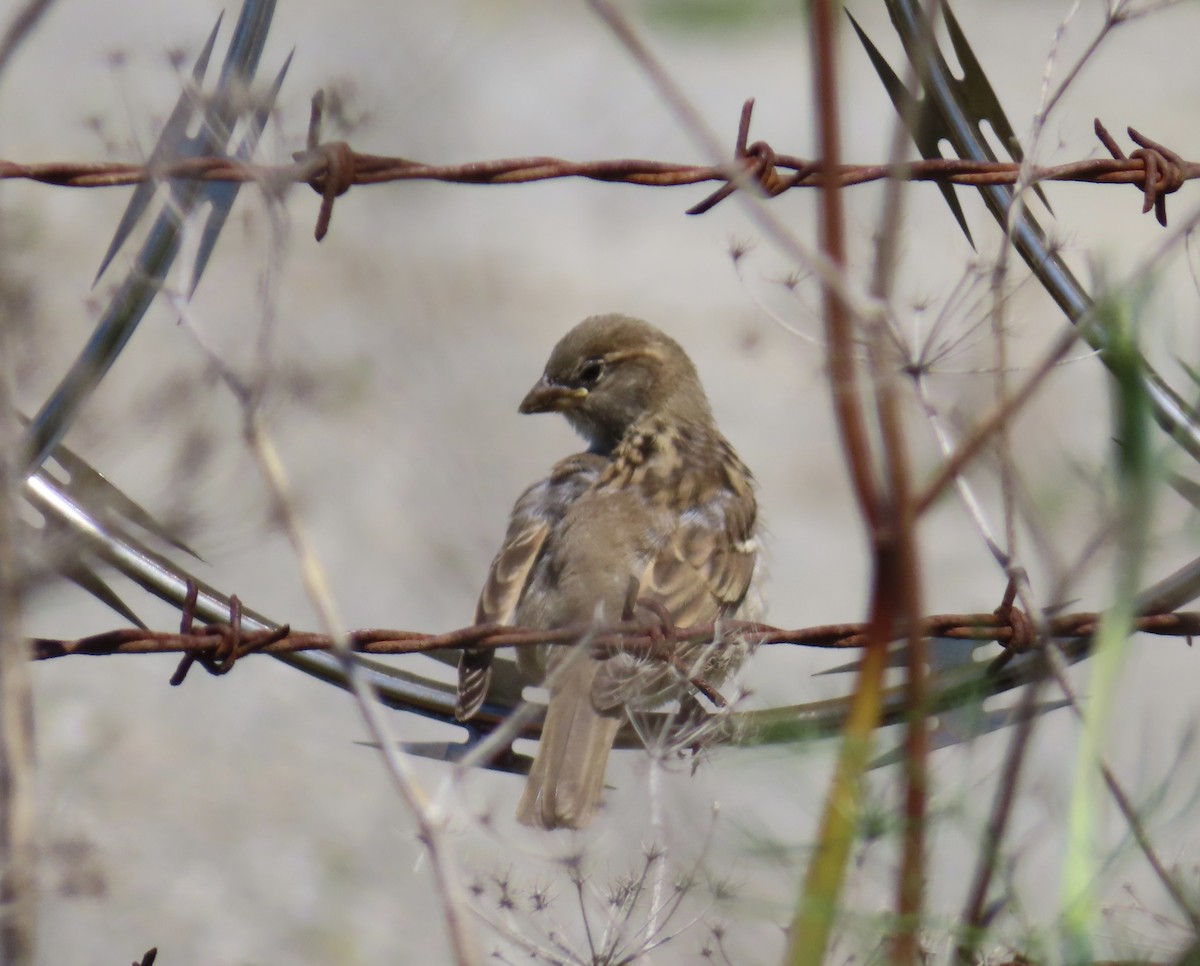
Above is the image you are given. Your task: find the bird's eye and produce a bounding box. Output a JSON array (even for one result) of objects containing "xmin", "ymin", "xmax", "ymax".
[{"xmin": 578, "ymin": 359, "xmax": 605, "ymax": 387}]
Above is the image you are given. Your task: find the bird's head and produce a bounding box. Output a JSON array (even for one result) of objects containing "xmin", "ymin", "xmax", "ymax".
[{"xmin": 519, "ymin": 314, "xmax": 712, "ymax": 454}]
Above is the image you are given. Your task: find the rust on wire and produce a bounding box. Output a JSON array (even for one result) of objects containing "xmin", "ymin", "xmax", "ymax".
[
  {"xmin": 1, "ymin": 96, "xmax": 1196, "ymax": 241},
  {"xmin": 297, "ymin": 90, "xmax": 357, "ymax": 240},
  {"xmin": 984, "ymin": 577, "xmax": 1038, "ymax": 676},
  {"xmin": 169, "ymin": 582, "xmax": 290, "ymax": 686},
  {"xmin": 167, "ymin": 579, "xmax": 202, "ymax": 686},
  {"xmin": 1094, "ymin": 118, "xmax": 1187, "ymax": 226},
  {"xmin": 686, "ymin": 99, "xmax": 817, "ymax": 215},
  {"xmin": 29, "ymin": 606, "xmax": 1200, "ymax": 666}
]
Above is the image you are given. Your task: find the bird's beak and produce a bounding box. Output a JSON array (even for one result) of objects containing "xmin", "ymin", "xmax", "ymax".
[{"xmin": 519, "ymin": 377, "xmax": 588, "ymax": 414}]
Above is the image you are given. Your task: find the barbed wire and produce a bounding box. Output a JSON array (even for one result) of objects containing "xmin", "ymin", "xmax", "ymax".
[
  {"xmin": 30, "ymin": 599, "xmax": 1200, "ymax": 677},
  {"xmin": 0, "ymin": 99, "xmax": 1193, "ymax": 241}
]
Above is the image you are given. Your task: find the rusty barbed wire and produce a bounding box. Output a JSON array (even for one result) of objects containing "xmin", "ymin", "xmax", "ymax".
[
  {"xmin": 30, "ymin": 605, "xmax": 1200, "ymax": 669},
  {"xmin": 1, "ymin": 99, "xmax": 1194, "ymax": 240}
]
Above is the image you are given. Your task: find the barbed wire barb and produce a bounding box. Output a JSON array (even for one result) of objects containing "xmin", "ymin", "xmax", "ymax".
[{"xmin": 2, "ymin": 98, "xmax": 1196, "ymax": 243}]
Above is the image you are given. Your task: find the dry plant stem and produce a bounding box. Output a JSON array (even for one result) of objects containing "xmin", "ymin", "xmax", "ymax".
[
  {"xmin": 1037, "ymin": 2, "xmax": 1102, "ymax": 126},
  {"xmin": 914, "ymin": 313, "xmax": 1091, "ymax": 516},
  {"xmin": 912, "ymin": 362, "xmax": 1056, "ymax": 964},
  {"xmin": 643, "ymin": 755, "xmax": 669, "ymax": 948},
  {"xmin": 876, "ymin": 371, "xmax": 924, "ymax": 966},
  {"xmin": 992, "ymin": 0, "xmax": 1088, "ymax": 512},
  {"xmin": 912, "ymin": 377, "xmax": 1060, "ymax": 964},
  {"xmin": 912, "ymin": 378, "xmax": 1005, "ymax": 563},
  {"xmin": 987, "ymin": 260, "xmax": 1020, "ymax": 577},
  {"xmin": 866, "ymin": 3, "xmax": 941, "ymax": 955},
  {"xmin": 787, "ymin": 3, "xmax": 895, "ymax": 964},
  {"xmin": 1003, "ymin": 15, "xmax": 1171, "ymax": 945},
  {"xmin": 1038, "ymin": 4, "xmax": 1196, "ymax": 152},
  {"xmin": 584, "ymin": 0, "xmax": 880, "ymax": 337},
  {"xmin": 918, "ymin": 128, "xmax": 1200, "ymax": 516},
  {"xmin": 971, "ymin": 146, "xmax": 1048, "ymax": 966},
  {"xmin": 183, "ymin": 203, "xmax": 478, "ymax": 964},
  {"xmin": 245, "ymin": 418, "xmax": 480, "ymax": 966},
  {"xmin": 0, "ymin": 23, "xmax": 62, "ymax": 958},
  {"xmin": 952, "ymin": 13, "xmax": 1105, "ymax": 947},
  {"xmin": 0, "ymin": 268, "xmax": 35, "ymax": 966},
  {"xmin": 814, "ymin": 68, "xmax": 878, "ymax": 532},
  {"xmin": 970, "ymin": 12, "xmax": 1171, "ymax": 948},
  {"xmin": 955, "ymin": 659, "xmax": 1049, "ymax": 964},
  {"xmin": 0, "ymin": 0, "xmax": 54, "ymax": 76},
  {"xmin": 1042, "ymin": 649, "xmax": 1200, "ymax": 931}
]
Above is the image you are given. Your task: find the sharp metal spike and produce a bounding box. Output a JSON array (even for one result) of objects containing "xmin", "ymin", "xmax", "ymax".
[
  {"xmin": 93, "ymin": 13, "xmax": 224, "ymax": 284},
  {"xmin": 816, "ymin": 635, "xmax": 995, "ymax": 676},
  {"xmin": 868, "ymin": 698, "xmax": 1071, "ymax": 769},
  {"xmin": 16, "ymin": 412, "xmax": 201, "ymax": 559},
  {"xmin": 215, "ymin": 0, "xmax": 275, "ymax": 90},
  {"xmin": 1168, "ymin": 472, "xmax": 1200, "ymax": 512},
  {"xmin": 392, "ymin": 741, "xmax": 533, "ymax": 775},
  {"xmin": 188, "ymin": 49, "xmax": 294, "ymax": 296},
  {"xmin": 51, "ymin": 454, "xmax": 201, "ymax": 563},
  {"xmin": 1175, "ymin": 357, "xmax": 1200, "ymax": 390},
  {"xmin": 26, "ymin": 2, "xmax": 283, "ymax": 475},
  {"xmin": 881, "ymin": 0, "xmax": 1051, "ymax": 215},
  {"xmin": 21, "ymin": 515, "xmax": 145, "ymax": 627},
  {"xmin": 847, "ymin": 9, "xmax": 975, "ymax": 247},
  {"xmin": 940, "ymin": 2, "xmax": 1052, "ymax": 215},
  {"xmin": 59, "ymin": 558, "xmax": 147, "ymax": 629}
]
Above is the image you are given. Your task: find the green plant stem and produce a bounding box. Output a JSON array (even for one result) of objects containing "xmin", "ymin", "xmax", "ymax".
[
  {"xmin": 785, "ymin": 624, "xmax": 891, "ymax": 966},
  {"xmin": 1061, "ymin": 293, "xmax": 1151, "ymax": 962}
]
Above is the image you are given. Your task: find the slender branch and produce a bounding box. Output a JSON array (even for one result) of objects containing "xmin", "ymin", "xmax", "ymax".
[
  {"xmin": 244, "ymin": 421, "xmax": 480, "ymax": 966},
  {"xmin": 865, "ymin": 3, "xmax": 942, "ymax": 955},
  {"xmin": 955, "ymin": 655, "xmax": 1050, "ymax": 963},
  {"xmin": 0, "ymin": 0, "xmax": 55, "ymax": 77},
  {"xmin": 787, "ymin": 5, "xmax": 901, "ymax": 965},
  {"xmin": 0, "ymin": 234, "xmax": 35, "ymax": 966},
  {"xmin": 175, "ymin": 205, "xmax": 481, "ymax": 964},
  {"xmin": 1045, "ymin": 652, "xmax": 1200, "ymax": 932}
]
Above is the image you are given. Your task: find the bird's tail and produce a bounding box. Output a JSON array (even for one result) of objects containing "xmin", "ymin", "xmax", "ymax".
[{"xmin": 517, "ymin": 657, "xmax": 622, "ymax": 830}]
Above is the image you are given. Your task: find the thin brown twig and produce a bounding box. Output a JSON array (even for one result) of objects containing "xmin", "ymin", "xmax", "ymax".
[
  {"xmin": 955, "ymin": 652, "xmax": 1050, "ymax": 964},
  {"xmin": 0, "ymin": 11, "xmax": 52, "ymax": 962},
  {"xmin": 785, "ymin": 3, "xmax": 914, "ymax": 963},
  {"xmin": 914, "ymin": 312, "xmax": 1091, "ymax": 516},
  {"xmin": 865, "ymin": 3, "xmax": 940, "ymax": 954},
  {"xmin": 0, "ymin": 0, "xmax": 55, "ymax": 78},
  {"xmin": 0, "ymin": 199, "xmax": 36, "ymax": 965},
  {"xmin": 951, "ymin": 18, "xmax": 1083, "ymax": 951},
  {"xmin": 173, "ymin": 227, "xmax": 482, "ymax": 963},
  {"xmin": 1043, "ymin": 652, "xmax": 1200, "ymax": 932},
  {"xmin": 951, "ymin": 19, "xmax": 1054, "ymax": 951},
  {"xmin": 0, "ymin": 367, "xmax": 34, "ymax": 966}
]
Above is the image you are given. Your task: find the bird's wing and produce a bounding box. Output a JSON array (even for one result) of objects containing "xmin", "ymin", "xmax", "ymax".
[
  {"xmin": 455, "ymin": 453, "xmax": 604, "ymax": 720},
  {"xmin": 640, "ymin": 440, "xmax": 759, "ymax": 626},
  {"xmin": 643, "ymin": 500, "xmax": 758, "ymax": 627},
  {"xmin": 593, "ymin": 456, "xmax": 758, "ymax": 711}
]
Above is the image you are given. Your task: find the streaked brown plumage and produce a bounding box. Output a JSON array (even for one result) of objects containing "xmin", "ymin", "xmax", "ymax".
[{"xmin": 457, "ymin": 314, "xmax": 760, "ymax": 830}]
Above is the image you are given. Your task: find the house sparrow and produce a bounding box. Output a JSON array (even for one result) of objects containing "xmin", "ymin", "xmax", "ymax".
[{"xmin": 457, "ymin": 314, "xmax": 760, "ymax": 830}]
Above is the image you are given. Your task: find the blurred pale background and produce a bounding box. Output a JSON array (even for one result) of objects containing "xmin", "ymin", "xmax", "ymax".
[{"xmin": 3, "ymin": 0, "xmax": 1200, "ymax": 962}]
